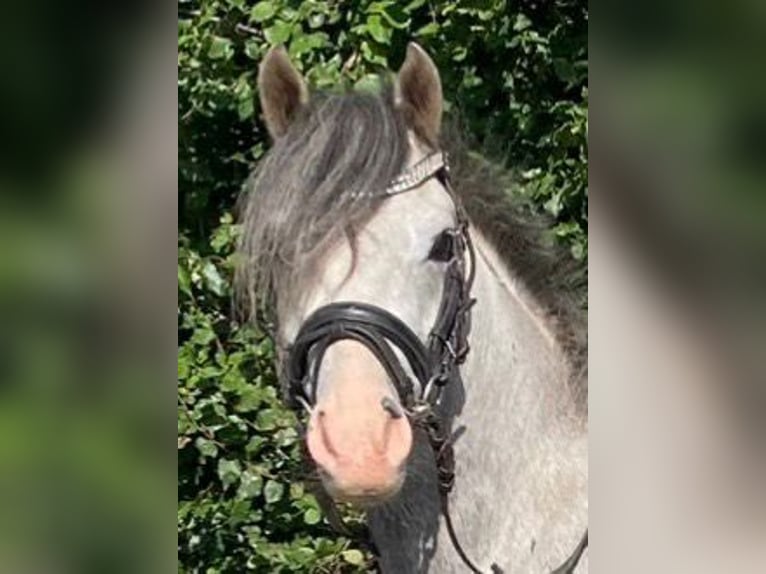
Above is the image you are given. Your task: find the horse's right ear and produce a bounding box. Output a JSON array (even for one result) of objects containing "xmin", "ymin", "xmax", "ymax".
[
  {"xmin": 395, "ymin": 42, "xmax": 443, "ymax": 145},
  {"xmin": 258, "ymin": 46, "xmax": 308, "ymax": 139}
]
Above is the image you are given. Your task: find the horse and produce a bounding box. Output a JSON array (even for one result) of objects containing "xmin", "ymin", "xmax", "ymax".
[{"xmin": 237, "ymin": 43, "xmax": 588, "ymax": 573}]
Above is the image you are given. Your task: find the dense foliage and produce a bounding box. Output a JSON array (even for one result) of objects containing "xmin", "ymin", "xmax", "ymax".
[{"xmin": 178, "ymin": 0, "xmax": 587, "ymax": 571}]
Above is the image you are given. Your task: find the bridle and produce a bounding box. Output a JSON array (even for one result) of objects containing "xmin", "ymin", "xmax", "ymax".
[
  {"xmin": 281, "ymin": 151, "xmax": 587, "ymax": 573},
  {"xmin": 285, "ymin": 152, "xmax": 475, "ymax": 419}
]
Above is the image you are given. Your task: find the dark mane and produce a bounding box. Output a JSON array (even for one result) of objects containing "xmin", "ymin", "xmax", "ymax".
[
  {"xmin": 236, "ymin": 85, "xmax": 586, "ymax": 398},
  {"xmin": 442, "ymin": 127, "xmax": 587, "ymax": 401}
]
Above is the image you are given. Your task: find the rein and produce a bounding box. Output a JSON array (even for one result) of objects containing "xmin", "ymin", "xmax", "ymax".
[{"xmin": 282, "ymin": 151, "xmax": 587, "ymax": 573}]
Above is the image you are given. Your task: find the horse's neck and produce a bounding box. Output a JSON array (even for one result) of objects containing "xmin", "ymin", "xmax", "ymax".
[
  {"xmin": 369, "ymin": 230, "xmax": 588, "ymax": 573},
  {"xmin": 436, "ymin": 230, "xmax": 587, "ymax": 571},
  {"xmin": 461, "ymin": 230, "xmax": 582, "ymax": 430}
]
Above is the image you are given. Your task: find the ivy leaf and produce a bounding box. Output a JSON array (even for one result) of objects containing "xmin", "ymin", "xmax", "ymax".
[
  {"xmin": 245, "ymin": 435, "xmax": 267, "ymax": 455},
  {"xmin": 238, "ymin": 96, "xmax": 254, "ymax": 121},
  {"xmin": 366, "ymin": 15, "xmax": 389, "ymax": 43},
  {"xmin": 513, "ymin": 13, "xmax": 532, "ymax": 32},
  {"xmin": 237, "ymin": 470, "xmax": 264, "ymax": 499},
  {"xmin": 289, "ymin": 482, "xmax": 304, "ymax": 499},
  {"xmin": 308, "ymin": 13, "xmax": 325, "ymax": 29},
  {"xmin": 178, "ymin": 264, "xmax": 192, "ymax": 297},
  {"xmin": 303, "ymin": 508, "xmax": 321, "ymax": 525},
  {"xmin": 235, "ymin": 386, "xmax": 262, "ymax": 413},
  {"xmin": 264, "ymin": 479, "xmax": 284, "ymax": 504},
  {"xmin": 405, "ymin": 0, "xmax": 427, "ymax": 9},
  {"xmin": 255, "ymin": 408, "xmax": 280, "ymax": 431},
  {"xmin": 274, "ymin": 427, "xmax": 298, "ymax": 448},
  {"xmin": 354, "ymin": 73, "xmax": 382, "ymax": 93},
  {"xmin": 245, "ymin": 40, "xmax": 262, "ymax": 60},
  {"xmin": 195, "ymin": 437, "xmax": 218, "ymax": 458},
  {"xmin": 415, "ymin": 22, "xmax": 439, "ymax": 38},
  {"xmin": 342, "ymin": 549, "xmax": 365, "ymax": 565},
  {"xmin": 217, "ymin": 458, "xmax": 242, "ymax": 488},
  {"xmin": 250, "ymin": 2, "xmax": 276, "ymax": 23},
  {"xmin": 211, "ymin": 220, "xmax": 234, "ymax": 253},
  {"xmin": 201, "ymin": 260, "xmax": 226, "ymax": 297},
  {"xmin": 264, "ymin": 21, "xmax": 292, "ymax": 45},
  {"xmin": 208, "ymin": 36, "xmax": 233, "ymax": 60},
  {"xmin": 290, "ymin": 33, "xmax": 329, "ymax": 57}
]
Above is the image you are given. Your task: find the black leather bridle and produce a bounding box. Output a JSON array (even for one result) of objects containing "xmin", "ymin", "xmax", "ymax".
[
  {"xmin": 281, "ymin": 151, "xmax": 587, "ymax": 574},
  {"xmin": 285, "ymin": 153, "xmax": 475, "ymax": 417}
]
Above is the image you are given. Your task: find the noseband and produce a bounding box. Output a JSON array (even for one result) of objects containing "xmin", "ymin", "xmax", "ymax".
[
  {"xmin": 281, "ymin": 151, "xmax": 586, "ymax": 574},
  {"xmin": 285, "ymin": 152, "xmax": 475, "ymax": 416}
]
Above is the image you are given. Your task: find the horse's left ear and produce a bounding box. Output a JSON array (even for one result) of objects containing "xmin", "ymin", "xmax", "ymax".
[{"xmin": 395, "ymin": 42, "xmax": 443, "ymax": 144}]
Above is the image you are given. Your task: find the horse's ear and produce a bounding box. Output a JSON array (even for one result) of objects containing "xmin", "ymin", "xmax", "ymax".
[
  {"xmin": 258, "ymin": 46, "xmax": 308, "ymax": 139},
  {"xmin": 395, "ymin": 42, "xmax": 443, "ymax": 144}
]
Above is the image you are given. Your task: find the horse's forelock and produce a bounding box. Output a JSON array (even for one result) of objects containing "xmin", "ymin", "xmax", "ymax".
[{"xmin": 236, "ymin": 84, "xmax": 410, "ymax": 324}]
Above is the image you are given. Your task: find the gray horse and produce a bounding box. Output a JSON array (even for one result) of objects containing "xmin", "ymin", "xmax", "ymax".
[{"xmin": 237, "ymin": 43, "xmax": 587, "ymax": 573}]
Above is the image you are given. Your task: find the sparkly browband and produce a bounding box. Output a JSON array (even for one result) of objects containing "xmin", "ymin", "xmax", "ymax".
[{"xmin": 384, "ymin": 151, "xmax": 447, "ymax": 196}]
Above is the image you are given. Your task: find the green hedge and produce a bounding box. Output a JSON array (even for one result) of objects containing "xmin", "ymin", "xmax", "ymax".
[{"xmin": 178, "ymin": 1, "xmax": 587, "ymax": 571}]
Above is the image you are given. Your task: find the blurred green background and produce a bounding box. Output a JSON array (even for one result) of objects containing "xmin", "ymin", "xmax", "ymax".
[
  {"xmin": 4, "ymin": 0, "xmax": 766, "ymax": 570},
  {"xmin": 178, "ymin": 0, "xmax": 587, "ymax": 572}
]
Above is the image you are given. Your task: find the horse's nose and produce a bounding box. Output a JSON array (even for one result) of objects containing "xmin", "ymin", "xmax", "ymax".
[{"xmin": 306, "ymin": 393, "xmax": 412, "ymax": 503}]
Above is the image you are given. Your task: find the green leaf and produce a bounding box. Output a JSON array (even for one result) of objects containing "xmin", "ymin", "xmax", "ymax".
[
  {"xmin": 308, "ymin": 13, "xmax": 325, "ymax": 29},
  {"xmin": 178, "ymin": 264, "xmax": 192, "ymax": 297},
  {"xmin": 237, "ymin": 470, "xmax": 263, "ymax": 499},
  {"xmin": 244, "ymin": 40, "xmax": 262, "ymax": 60},
  {"xmin": 195, "ymin": 437, "xmax": 218, "ymax": 458},
  {"xmin": 191, "ymin": 324, "xmax": 216, "ymax": 347},
  {"xmin": 235, "ymin": 386, "xmax": 262, "ymax": 413},
  {"xmin": 255, "ymin": 408, "xmax": 280, "ymax": 431},
  {"xmin": 201, "ymin": 260, "xmax": 226, "ymax": 297},
  {"xmin": 263, "ymin": 479, "xmax": 284, "ymax": 504},
  {"xmin": 264, "ymin": 21, "xmax": 292, "ymax": 45},
  {"xmin": 290, "ymin": 32, "xmax": 329, "ymax": 57},
  {"xmin": 289, "ymin": 482, "xmax": 304, "ymax": 499},
  {"xmin": 360, "ymin": 41, "xmax": 386, "ymax": 66},
  {"xmin": 217, "ymin": 458, "xmax": 242, "ymax": 488},
  {"xmin": 303, "ymin": 507, "xmax": 321, "ymax": 525},
  {"xmin": 342, "ymin": 549, "xmax": 365, "ymax": 565},
  {"xmin": 415, "ymin": 22, "xmax": 439, "ymax": 38},
  {"xmin": 220, "ymin": 368, "xmax": 244, "ymax": 392},
  {"xmin": 354, "ymin": 73, "xmax": 382, "ymax": 93},
  {"xmin": 250, "ymin": 2, "xmax": 276, "ymax": 23},
  {"xmin": 238, "ymin": 96, "xmax": 254, "ymax": 121},
  {"xmin": 245, "ymin": 435, "xmax": 267, "ymax": 454},
  {"xmin": 208, "ymin": 36, "xmax": 232, "ymax": 60},
  {"xmin": 366, "ymin": 14, "xmax": 389, "ymax": 43},
  {"xmin": 289, "ymin": 35, "xmax": 313, "ymax": 57},
  {"xmin": 513, "ymin": 13, "xmax": 532, "ymax": 32},
  {"xmin": 178, "ymin": 354, "xmax": 190, "ymax": 379},
  {"xmin": 211, "ymin": 220, "xmax": 234, "ymax": 252},
  {"xmin": 274, "ymin": 427, "xmax": 298, "ymax": 447},
  {"xmin": 374, "ymin": 3, "xmax": 410, "ymax": 30}
]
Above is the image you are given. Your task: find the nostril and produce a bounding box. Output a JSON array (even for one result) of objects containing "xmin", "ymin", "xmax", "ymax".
[
  {"xmin": 381, "ymin": 396, "xmax": 404, "ymax": 419},
  {"xmin": 316, "ymin": 410, "xmax": 338, "ymax": 457}
]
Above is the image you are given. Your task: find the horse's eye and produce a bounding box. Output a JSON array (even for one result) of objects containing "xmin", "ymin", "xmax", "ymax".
[{"xmin": 428, "ymin": 231, "xmax": 454, "ymax": 262}]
